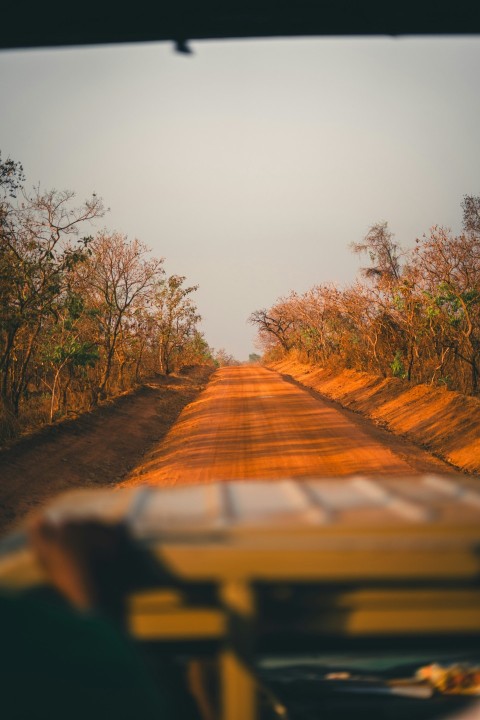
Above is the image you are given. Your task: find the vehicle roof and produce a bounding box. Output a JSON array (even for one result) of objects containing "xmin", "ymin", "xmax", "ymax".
[{"xmin": 2, "ymin": 0, "xmax": 480, "ymax": 51}]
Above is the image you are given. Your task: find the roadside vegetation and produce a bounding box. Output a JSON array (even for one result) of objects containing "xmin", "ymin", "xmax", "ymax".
[
  {"xmin": 0, "ymin": 153, "xmax": 214, "ymax": 444},
  {"xmin": 250, "ymin": 196, "xmax": 480, "ymax": 398}
]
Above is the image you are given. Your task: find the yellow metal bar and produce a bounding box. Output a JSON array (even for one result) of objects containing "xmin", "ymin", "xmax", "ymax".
[
  {"xmin": 219, "ymin": 581, "xmax": 257, "ymax": 720},
  {"xmin": 155, "ymin": 545, "xmax": 480, "ymax": 582},
  {"xmin": 2, "ymin": 541, "xmax": 480, "ymax": 592},
  {"xmin": 220, "ymin": 650, "xmax": 257, "ymax": 720},
  {"xmin": 129, "ymin": 608, "xmax": 226, "ymax": 641}
]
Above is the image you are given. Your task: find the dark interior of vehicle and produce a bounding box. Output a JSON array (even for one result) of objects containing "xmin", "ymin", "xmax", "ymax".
[{"xmin": 2, "ymin": 0, "xmax": 480, "ymax": 50}]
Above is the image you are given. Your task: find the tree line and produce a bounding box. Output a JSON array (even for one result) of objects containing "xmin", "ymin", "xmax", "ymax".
[
  {"xmin": 250, "ymin": 197, "xmax": 480, "ymax": 397},
  {"xmin": 0, "ymin": 152, "xmax": 213, "ymax": 442}
]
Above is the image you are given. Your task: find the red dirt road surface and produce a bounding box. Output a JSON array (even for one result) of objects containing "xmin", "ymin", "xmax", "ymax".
[{"xmin": 124, "ymin": 365, "xmax": 454, "ymax": 487}]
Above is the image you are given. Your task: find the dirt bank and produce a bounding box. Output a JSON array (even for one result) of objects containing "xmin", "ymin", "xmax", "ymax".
[
  {"xmin": 0, "ymin": 366, "xmax": 214, "ymax": 534},
  {"xmin": 269, "ymin": 359, "xmax": 480, "ymax": 475}
]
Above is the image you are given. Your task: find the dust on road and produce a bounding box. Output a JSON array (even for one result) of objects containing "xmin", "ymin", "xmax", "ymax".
[{"xmin": 123, "ymin": 365, "xmax": 453, "ymax": 487}]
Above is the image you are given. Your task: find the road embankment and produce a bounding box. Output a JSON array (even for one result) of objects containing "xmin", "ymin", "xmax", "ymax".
[
  {"xmin": 269, "ymin": 359, "xmax": 480, "ymax": 475},
  {"xmin": 0, "ymin": 365, "xmax": 214, "ymax": 534}
]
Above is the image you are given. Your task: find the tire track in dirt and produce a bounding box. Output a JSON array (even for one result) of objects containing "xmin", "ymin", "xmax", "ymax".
[{"xmin": 123, "ymin": 365, "xmax": 454, "ymax": 487}]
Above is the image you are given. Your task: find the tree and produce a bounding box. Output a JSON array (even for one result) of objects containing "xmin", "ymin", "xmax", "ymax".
[
  {"xmin": 153, "ymin": 275, "xmax": 200, "ymax": 375},
  {"xmin": 0, "ymin": 185, "xmax": 104, "ymax": 414},
  {"xmin": 0, "ymin": 152, "xmax": 24, "ymax": 201},
  {"xmin": 462, "ymin": 195, "xmax": 480, "ymax": 235},
  {"xmin": 213, "ymin": 348, "xmax": 238, "ymax": 367},
  {"xmin": 40, "ymin": 292, "xmax": 99, "ymax": 421},
  {"xmin": 248, "ymin": 302, "xmax": 295, "ymax": 354},
  {"xmin": 76, "ymin": 233, "xmax": 164, "ymax": 401},
  {"xmin": 249, "ymin": 199, "xmax": 480, "ymax": 397},
  {"xmin": 0, "ymin": 153, "xmax": 209, "ymax": 442},
  {"xmin": 179, "ymin": 330, "xmax": 214, "ymax": 368},
  {"xmin": 414, "ymin": 226, "xmax": 480, "ymax": 394},
  {"xmin": 351, "ymin": 222, "xmax": 402, "ymax": 285},
  {"xmin": 351, "ymin": 222, "xmax": 410, "ymax": 376}
]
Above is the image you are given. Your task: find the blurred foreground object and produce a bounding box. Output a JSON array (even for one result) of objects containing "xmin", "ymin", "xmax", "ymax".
[
  {"xmin": 1, "ymin": 475, "xmax": 480, "ymax": 720},
  {"xmin": 2, "ymin": 0, "xmax": 480, "ymax": 50},
  {"xmin": 416, "ymin": 664, "xmax": 480, "ymax": 695}
]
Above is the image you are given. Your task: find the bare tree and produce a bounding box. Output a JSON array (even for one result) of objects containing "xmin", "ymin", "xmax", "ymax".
[
  {"xmin": 248, "ymin": 303, "xmax": 295, "ymax": 354},
  {"xmin": 351, "ymin": 222, "xmax": 402, "ymax": 285},
  {"xmin": 77, "ymin": 233, "xmax": 164, "ymax": 402}
]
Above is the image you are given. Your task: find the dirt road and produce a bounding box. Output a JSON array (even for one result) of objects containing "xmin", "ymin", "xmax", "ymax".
[
  {"xmin": 0, "ymin": 364, "xmax": 458, "ymax": 533},
  {"xmin": 124, "ymin": 365, "xmax": 453, "ymax": 486}
]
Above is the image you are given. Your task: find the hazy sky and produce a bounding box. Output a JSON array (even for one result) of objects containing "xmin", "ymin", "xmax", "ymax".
[{"xmin": 1, "ymin": 37, "xmax": 479, "ymax": 359}]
